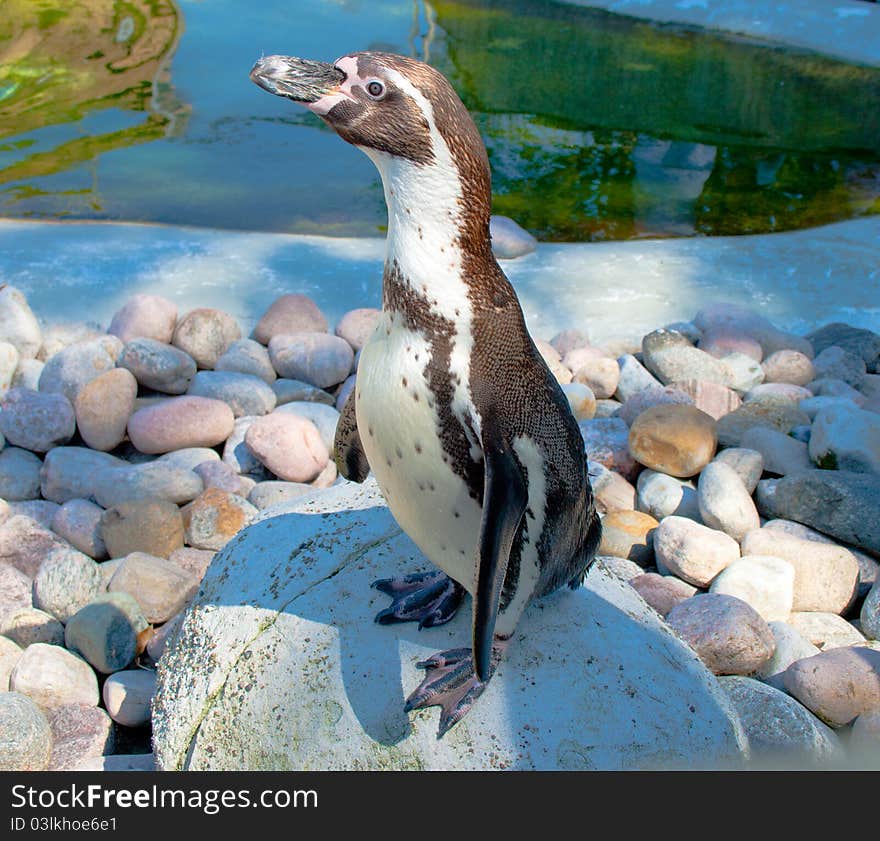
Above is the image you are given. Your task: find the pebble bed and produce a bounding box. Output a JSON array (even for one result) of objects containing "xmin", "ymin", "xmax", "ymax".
[{"xmin": 0, "ymin": 272, "xmax": 879, "ymax": 770}]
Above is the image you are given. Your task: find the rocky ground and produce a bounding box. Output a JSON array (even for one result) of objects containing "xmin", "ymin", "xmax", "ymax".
[{"xmin": 0, "ymin": 264, "xmax": 879, "ymax": 769}]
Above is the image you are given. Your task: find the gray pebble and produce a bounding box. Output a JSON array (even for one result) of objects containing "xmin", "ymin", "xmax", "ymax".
[
  {"xmin": 32, "ymin": 549, "xmax": 103, "ymax": 622},
  {"xmin": 0, "ymin": 388, "xmax": 75, "ymax": 453},
  {"xmin": 38, "ymin": 336, "xmax": 122, "ymax": 402},
  {"xmin": 187, "ymin": 370, "xmax": 277, "ymax": 417},
  {"xmin": 0, "ymin": 607, "xmax": 65, "ymax": 647},
  {"xmin": 248, "ymin": 480, "xmax": 314, "ymax": 510},
  {"xmin": 118, "ymin": 337, "xmax": 197, "ymax": 394},
  {"xmin": 40, "ymin": 446, "xmax": 125, "ymax": 504},
  {"xmin": 0, "ymin": 447, "xmax": 42, "ymax": 501},
  {"xmin": 215, "ymin": 338, "xmax": 276, "ymax": 384},
  {"xmin": 221, "ymin": 415, "xmax": 267, "ymax": 477},
  {"xmin": 64, "ymin": 594, "xmax": 145, "ymax": 674},
  {"xmin": 489, "ymin": 215, "xmax": 537, "ymax": 259},
  {"xmin": 51, "ymin": 499, "xmax": 107, "ymax": 560},
  {"xmin": 0, "ymin": 691, "xmax": 52, "ymax": 770},
  {"xmin": 0, "ymin": 564, "xmax": 32, "ymax": 625},
  {"xmin": 103, "ymin": 669, "xmax": 157, "ymax": 728},
  {"xmin": 271, "ymin": 378, "xmax": 335, "ymax": 407},
  {"xmin": 10, "ymin": 642, "xmax": 99, "ymax": 708},
  {"xmin": 12, "ymin": 358, "xmax": 44, "ymax": 391},
  {"xmin": 47, "ymin": 703, "xmax": 116, "ymax": 771},
  {"xmin": 157, "ymin": 447, "xmax": 220, "ymax": 471},
  {"xmin": 108, "ymin": 552, "xmax": 198, "ymax": 623}
]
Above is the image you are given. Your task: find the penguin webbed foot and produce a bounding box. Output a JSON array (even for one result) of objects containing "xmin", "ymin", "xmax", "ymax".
[
  {"xmin": 405, "ymin": 637, "xmax": 509, "ymax": 738},
  {"xmin": 372, "ymin": 569, "xmax": 464, "ymax": 629}
]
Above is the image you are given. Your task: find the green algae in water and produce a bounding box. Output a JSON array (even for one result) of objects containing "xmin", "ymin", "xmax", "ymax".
[
  {"xmin": 0, "ymin": 0, "xmax": 878, "ymax": 240},
  {"xmin": 433, "ymin": 0, "xmax": 880, "ymax": 240}
]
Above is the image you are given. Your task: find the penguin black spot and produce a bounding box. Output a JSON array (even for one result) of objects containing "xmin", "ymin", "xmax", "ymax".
[
  {"xmin": 412, "ymin": 392, "xmax": 419, "ymax": 402},
  {"xmin": 368, "ymin": 426, "xmax": 374, "ymax": 437},
  {"xmin": 453, "ymin": 510, "xmax": 460, "ymax": 518},
  {"xmin": 402, "ymin": 376, "xmax": 408, "ymax": 387},
  {"xmin": 396, "ymin": 446, "xmax": 403, "ymax": 459},
  {"xmin": 428, "ymin": 482, "xmax": 435, "ymax": 491},
  {"xmin": 414, "ymin": 443, "xmax": 422, "ymax": 453}
]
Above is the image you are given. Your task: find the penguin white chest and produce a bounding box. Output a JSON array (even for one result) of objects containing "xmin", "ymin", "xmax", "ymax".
[{"xmin": 356, "ymin": 317, "xmax": 483, "ymax": 593}]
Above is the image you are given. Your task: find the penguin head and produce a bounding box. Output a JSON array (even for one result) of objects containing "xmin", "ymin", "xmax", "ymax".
[{"xmin": 250, "ymin": 51, "xmax": 489, "ymax": 175}]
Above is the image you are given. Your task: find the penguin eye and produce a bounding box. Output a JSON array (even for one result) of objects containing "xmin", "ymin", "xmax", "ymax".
[{"xmin": 365, "ymin": 80, "xmax": 386, "ymax": 100}]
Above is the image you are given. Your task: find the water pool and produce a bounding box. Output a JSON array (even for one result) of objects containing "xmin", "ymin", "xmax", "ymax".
[{"xmin": 1, "ymin": 0, "xmax": 878, "ymax": 241}]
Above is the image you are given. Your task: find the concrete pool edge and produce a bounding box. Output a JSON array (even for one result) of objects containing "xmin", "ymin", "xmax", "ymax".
[
  {"xmin": 1, "ymin": 215, "xmax": 878, "ymax": 344},
  {"xmin": 562, "ymin": 0, "xmax": 880, "ymax": 67}
]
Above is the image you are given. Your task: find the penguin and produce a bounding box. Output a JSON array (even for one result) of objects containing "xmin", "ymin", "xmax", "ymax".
[{"xmin": 250, "ymin": 51, "xmax": 601, "ymax": 738}]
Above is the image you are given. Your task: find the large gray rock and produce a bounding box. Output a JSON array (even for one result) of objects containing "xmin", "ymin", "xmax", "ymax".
[
  {"xmin": 755, "ymin": 470, "xmax": 880, "ymax": 554},
  {"xmin": 153, "ymin": 480, "xmax": 748, "ymax": 771}
]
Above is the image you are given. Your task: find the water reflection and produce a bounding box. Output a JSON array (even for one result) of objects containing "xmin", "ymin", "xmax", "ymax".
[
  {"xmin": 434, "ymin": 0, "xmax": 880, "ymax": 239},
  {"xmin": 0, "ymin": 0, "xmax": 187, "ymax": 215},
  {"xmin": 0, "ymin": 0, "xmax": 877, "ymax": 240}
]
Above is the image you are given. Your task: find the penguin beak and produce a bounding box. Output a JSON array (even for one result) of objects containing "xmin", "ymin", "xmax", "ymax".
[{"xmin": 250, "ymin": 55, "xmax": 345, "ymax": 104}]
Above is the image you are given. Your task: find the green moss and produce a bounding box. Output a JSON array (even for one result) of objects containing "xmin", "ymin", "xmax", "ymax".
[{"xmin": 815, "ymin": 451, "xmax": 839, "ymax": 470}]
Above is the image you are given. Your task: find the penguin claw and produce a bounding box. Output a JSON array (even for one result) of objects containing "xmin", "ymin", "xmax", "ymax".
[
  {"xmin": 372, "ymin": 569, "xmax": 464, "ymax": 628},
  {"xmin": 405, "ymin": 639, "xmax": 509, "ymax": 738}
]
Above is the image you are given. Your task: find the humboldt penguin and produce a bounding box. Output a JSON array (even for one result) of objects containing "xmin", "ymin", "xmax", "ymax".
[{"xmin": 250, "ymin": 51, "xmax": 601, "ymax": 737}]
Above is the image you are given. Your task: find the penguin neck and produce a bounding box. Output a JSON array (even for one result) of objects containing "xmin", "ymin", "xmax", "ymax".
[{"xmin": 363, "ymin": 147, "xmax": 494, "ymax": 318}]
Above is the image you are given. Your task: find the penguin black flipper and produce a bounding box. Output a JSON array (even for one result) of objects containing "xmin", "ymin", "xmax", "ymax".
[
  {"xmin": 473, "ymin": 422, "xmax": 528, "ymax": 682},
  {"xmin": 333, "ymin": 388, "xmax": 370, "ymax": 483}
]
